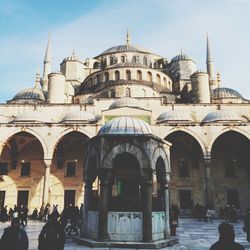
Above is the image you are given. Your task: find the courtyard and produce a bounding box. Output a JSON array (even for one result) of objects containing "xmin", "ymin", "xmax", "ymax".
[{"xmin": 0, "ymin": 218, "xmax": 249, "ymax": 250}]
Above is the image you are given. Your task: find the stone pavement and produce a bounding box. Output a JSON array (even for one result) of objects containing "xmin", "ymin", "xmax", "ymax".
[{"xmin": 0, "ymin": 218, "xmax": 249, "ymax": 250}]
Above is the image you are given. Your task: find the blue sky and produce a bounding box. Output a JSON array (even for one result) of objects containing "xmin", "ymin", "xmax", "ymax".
[{"xmin": 0, "ymin": 0, "xmax": 250, "ymax": 102}]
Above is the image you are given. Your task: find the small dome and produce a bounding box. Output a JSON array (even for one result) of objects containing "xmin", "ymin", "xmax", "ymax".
[
  {"xmin": 98, "ymin": 116, "xmax": 152, "ymax": 135},
  {"xmin": 62, "ymin": 51, "xmax": 79, "ymax": 63},
  {"xmin": 97, "ymin": 44, "xmax": 152, "ymax": 56},
  {"xmin": 109, "ymin": 97, "xmax": 141, "ymax": 110},
  {"xmin": 211, "ymin": 87, "xmax": 243, "ymax": 99},
  {"xmin": 13, "ymin": 111, "xmax": 52, "ymax": 123},
  {"xmin": 62, "ymin": 111, "xmax": 96, "ymax": 123},
  {"xmin": 202, "ymin": 110, "xmax": 243, "ymax": 123},
  {"xmin": 171, "ymin": 53, "xmax": 192, "ymax": 63},
  {"xmin": 157, "ymin": 110, "xmax": 194, "ymax": 123},
  {"xmin": 10, "ymin": 87, "xmax": 45, "ymax": 103}
]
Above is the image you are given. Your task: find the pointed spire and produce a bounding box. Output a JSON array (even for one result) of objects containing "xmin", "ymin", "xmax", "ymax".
[
  {"xmin": 126, "ymin": 29, "xmax": 131, "ymax": 46},
  {"xmin": 42, "ymin": 33, "xmax": 52, "ymax": 91},
  {"xmin": 35, "ymin": 70, "xmax": 40, "ymax": 88},
  {"xmin": 206, "ymin": 32, "xmax": 215, "ymax": 82},
  {"xmin": 217, "ymin": 72, "xmax": 221, "ymax": 87}
]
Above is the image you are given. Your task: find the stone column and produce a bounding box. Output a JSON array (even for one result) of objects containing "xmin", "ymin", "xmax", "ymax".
[
  {"xmin": 98, "ymin": 169, "xmax": 112, "ymax": 241},
  {"xmin": 162, "ymin": 177, "xmax": 170, "ymax": 238},
  {"xmin": 204, "ymin": 156, "xmax": 213, "ymax": 208},
  {"xmin": 42, "ymin": 159, "xmax": 52, "ymax": 205},
  {"xmin": 141, "ymin": 170, "xmax": 153, "ymax": 242}
]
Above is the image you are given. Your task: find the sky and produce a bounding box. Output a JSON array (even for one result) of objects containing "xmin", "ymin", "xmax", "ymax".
[{"xmin": 0, "ymin": 0, "xmax": 250, "ymax": 102}]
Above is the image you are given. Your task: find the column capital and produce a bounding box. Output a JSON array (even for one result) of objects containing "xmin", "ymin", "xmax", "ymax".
[{"xmin": 204, "ymin": 155, "xmax": 211, "ymax": 165}]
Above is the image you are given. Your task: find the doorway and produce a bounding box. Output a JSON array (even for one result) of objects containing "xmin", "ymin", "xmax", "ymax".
[
  {"xmin": 179, "ymin": 190, "xmax": 193, "ymax": 209},
  {"xmin": 227, "ymin": 189, "xmax": 239, "ymax": 208},
  {"xmin": 64, "ymin": 190, "xmax": 75, "ymax": 207},
  {"xmin": 0, "ymin": 191, "xmax": 5, "ymax": 208},
  {"xmin": 17, "ymin": 190, "xmax": 29, "ymax": 207}
]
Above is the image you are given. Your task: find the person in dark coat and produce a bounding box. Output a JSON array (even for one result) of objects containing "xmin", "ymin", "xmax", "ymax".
[
  {"xmin": 244, "ymin": 208, "xmax": 250, "ymax": 242},
  {"xmin": 0, "ymin": 217, "xmax": 29, "ymax": 250},
  {"xmin": 210, "ymin": 223, "xmax": 245, "ymax": 250},
  {"xmin": 38, "ymin": 213, "xmax": 66, "ymax": 250}
]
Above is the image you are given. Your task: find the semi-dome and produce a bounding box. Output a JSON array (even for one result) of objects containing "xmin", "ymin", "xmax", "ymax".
[
  {"xmin": 10, "ymin": 87, "xmax": 45, "ymax": 103},
  {"xmin": 13, "ymin": 111, "xmax": 52, "ymax": 123},
  {"xmin": 157, "ymin": 110, "xmax": 194, "ymax": 123},
  {"xmin": 109, "ymin": 97, "xmax": 142, "ymax": 110},
  {"xmin": 202, "ymin": 110, "xmax": 243, "ymax": 123},
  {"xmin": 211, "ymin": 87, "xmax": 243, "ymax": 99},
  {"xmin": 171, "ymin": 53, "xmax": 193, "ymax": 63},
  {"xmin": 62, "ymin": 111, "xmax": 96, "ymax": 123},
  {"xmin": 98, "ymin": 116, "xmax": 152, "ymax": 135}
]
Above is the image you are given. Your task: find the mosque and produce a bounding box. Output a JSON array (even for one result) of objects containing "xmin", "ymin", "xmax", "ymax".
[{"xmin": 0, "ymin": 31, "xmax": 250, "ymax": 231}]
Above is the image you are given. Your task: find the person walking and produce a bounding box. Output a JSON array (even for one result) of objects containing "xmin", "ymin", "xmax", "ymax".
[
  {"xmin": 244, "ymin": 208, "xmax": 250, "ymax": 242},
  {"xmin": 0, "ymin": 217, "xmax": 29, "ymax": 250},
  {"xmin": 210, "ymin": 223, "xmax": 245, "ymax": 250},
  {"xmin": 38, "ymin": 213, "xmax": 66, "ymax": 250}
]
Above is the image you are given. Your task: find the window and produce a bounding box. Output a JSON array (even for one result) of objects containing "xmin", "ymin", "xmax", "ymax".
[
  {"xmin": 21, "ymin": 162, "xmax": 31, "ymax": 177},
  {"xmin": 137, "ymin": 70, "xmax": 142, "ymax": 81},
  {"xmin": 0, "ymin": 162, "xmax": 8, "ymax": 175},
  {"xmin": 111, "ymin": 89, "xmax": 116, "ymax": 98},
  {"xmin": 142, "ymin": 89, "xmax": 146, "ymax": 97},
  {"xmin": 178, "ymin": 158, "xmax": 189, "ymax": 177},
  {"xmin": 93, "ymin": 62, "xmax": 99, "ymax": 69},
  {"xmin": 132, "ymin": 56, "xmax": 137, "ymax": 63},
  {"xmin": 121, "ymin": 55, "xmax": 126, "ymax": 63},
  {"xmin": 125, "ymin": 87, "xmax": 131, "ymax": 97},
  {"xmin": 104, "ymin": 72, "xmax": 109, "ymax": 82},
  {"xmin": 109, "ymin": 57, "xmax": 114, "ymax": 65},
  {"xmin": 115, "ymin": 70, "xmax": 120, "ymax": 81},
  {"xmin": 143, "ymin": 57, "xmax": 148, "ymax": 66},
  {"xmin": 66, "ymin": 161, "xmax": 77, "ymax": 177},
  {"xmin": 126, "ymin": 70, "xmax": 131, "ymax": 80},
  {"xmin": 147, "ymin": 72, "xmax": 152, "ymax": 82},
  {"xmin": 156, "ymin": 74, "xmax": 161, "ymax": 84}
]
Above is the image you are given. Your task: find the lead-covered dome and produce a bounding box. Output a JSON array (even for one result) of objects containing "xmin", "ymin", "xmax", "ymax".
[
  {"xmin": 62, "ymin": 51, "xmax": 80, "ymax": 63},
  {"xmin": 157, "ymin": 110, "xmax": 194, "ymax": 123},
  {"xmin": 98, "ymin": 116, "xmax": 152, "ymax": 135},
  {"xmin": 202, "ymin": 110, "xmax": 243, "ymax": 123},
  {"xmin": 62, "ymin": 111, "xmax": 96, "ymax": 123},
  {"xmin": 9, "ymin": 87, "xmax": 45, "ymax": 104},
  {"xmin": 13, "ymin": 111, "xmax": 52, "ymax": 123},
  {"xmin": 109, "ymin": 97, "xmax": 142, "ymax": 110},
  {"xmin": 171, "ymin": 53, "xmax": 193, "ymax": 63},
  {"xmin": 211, "ymin": 87, "xmax": 243, "ymax": 99}
]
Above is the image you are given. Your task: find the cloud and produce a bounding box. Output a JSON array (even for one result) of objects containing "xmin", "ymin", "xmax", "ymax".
[{"xmin": 0, "ymin": 0, "xmax": 250, "ymax": 102}]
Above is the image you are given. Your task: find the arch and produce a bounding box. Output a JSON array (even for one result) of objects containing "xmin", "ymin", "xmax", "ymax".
[
  {"xmin": 104, "ymin": 72, "xmax": 109, "ymax": 82},
  {"xmin": 125, "ymin": 87, "xmax": 131, "ymax": 97},
  {"xmin": 110, "ymin": 89, "xmax": 116, "ymax": 98},
  {"xmin": 156, "ymin": 74, "xmax": 161, "ymax": 84},
  {"xmin": 207, "ymin": 127, "xmax": 250, "ymax": 154},
  {"xmin": 137, "ymin": 70, "xmax": 142, "ymax": 81},
  {"xmin": 143, "ymin": 57, "xmax": 148, "ymax": 66},
  {"xmin": 132, "ymin": 56, "xmax": 137, "ymax": 63},
  {"xmin": 0, "ymin": 128, "xmax": 48, "ymax": 159},
  {"xmin": 102, "ymin": 143, "xmax": 150, "ymax": 170},
  {"xmin": 121, "ymin": 55, "xmax": 126, "ymax": 63},
  {"xmin": 164, "ymin": 128, "xmax": 207, "ymax": 157},
  {"xmin": 147, "ymin": 71, "xmax": 152, "ymax": 82},
  {"xmin": 93, "ymin": 62, "xmax": 99, "ymax": 69},
  {"xmin": 151, "ymin": 146, "xmax": 170, "ymax": 174},
  {"xmin": 114, "ymin": 70, "xmax": 120, "ymax": 81},
  {"xmin": 126, "ymin": 70, "xmax": 131, "ymax": 80}
]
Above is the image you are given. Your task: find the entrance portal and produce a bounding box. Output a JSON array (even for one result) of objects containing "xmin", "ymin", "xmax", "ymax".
[
  {"xmin": 17, "ymin": 190, "xmax": 29, "ymax": 207},
  {"xmin": 179, "ymin": 190, "xmax": 193, "ymax": 209},
  {"xmin": 227, "ymin": 189, "xmax": 239, "ymax": 208},
  {"xmin": 0, "ymin": 191, "xmax": 5, "ymax": 208}
]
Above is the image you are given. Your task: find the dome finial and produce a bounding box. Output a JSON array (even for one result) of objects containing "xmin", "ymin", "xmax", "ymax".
[{"xmin": 126, "ymin": 28, "xmax": 131, "ymax": 46}]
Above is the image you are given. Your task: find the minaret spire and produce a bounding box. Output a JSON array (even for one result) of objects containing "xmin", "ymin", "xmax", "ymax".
[
  {"xmin": 42, "ymin": 33, "xmax": 52, "ymax": 91},
  {"xmin": 126, "ymin": 29, "xmax": 131, "ymax": 46},
  {"xmin": 206, "ymin": 32, "xmax": 217, "ymax": 89},
  {"xmin": 35, "ymin": 69, "xmax": 40, "ymax": 88}
]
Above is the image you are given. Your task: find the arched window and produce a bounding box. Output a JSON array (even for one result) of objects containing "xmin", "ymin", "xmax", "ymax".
[
  {"xmin": 143, "ymin": 57, "xmax": 147, "ymax": 66},
  {"xmin": 142, "ymin": 89, "xmax": 146, "ymax": 97},
  {"xmin": 115, "ymin": 70, "xmax": 120, "ymax": 81},
  {"xmin": 104, "ymin": 72, "xmax": 109, "ymax": 82},
  {"xmin": 163, "ymin": 77, "xmax": 167, "ymax": 86},
  {"xmin": 95, "ymin": 75, "xmax": 100, "ymax": 84},
  {"xmin": 125, "ymin": 87, "xmax": 131, "ymax": 97},
  {"xmin": 93, "ymin": 62, "xmax": 99, "ymax": 69},
  {"xmin": 111, "ymin": 89, "xmax": 116, "ymax": 98},
  {"xmin": 132, "ymin": 56, "xmax": 137, "ymax": 63},
  {"xmin": 147, "ymin": 71, "xmax": 152, "ymax": 82},
  {"xmin": 110, "ymin": 57, "xmax": 114, "ymax": 65},
  {"xmin": 156, "ymin": 74, "xmax": 161, "ymax": 84},
  {"xmin": 126, "ymin": 70, "xmax": 131, "ymax": 80},
  {"xmin": 137, "ymin": 70, "xmax": 142, "ymax": 81},
  {"xmin": 121, "ymin": 55, "xmax": 126, "ymax": 63}
]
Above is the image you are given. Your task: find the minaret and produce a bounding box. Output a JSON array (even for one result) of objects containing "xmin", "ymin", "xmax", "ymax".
[
  {"xmin": 35, "ymin": 70, "xmax": 40, "ymax": 88},
  {"xmin": 126, "ymin": 29, "xmax": 131, "ymax": 46},
  {"xmin": 206, "ymin": 33, "xmax": 216, "ymax": 83},
  {"xmin": 41, "ymin": 34, "xmax": 52, "ymax": 91}
]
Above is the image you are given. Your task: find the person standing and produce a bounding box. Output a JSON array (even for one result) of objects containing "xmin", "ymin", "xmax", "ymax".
[
  {"xmin": 244, "ymin": 208, "xmax": 250, "ymax": 242},
  {"xmin": 38, "ymin": 213, "xmax": 66, "ymax": 250},
  {"xmin": 0, "ymin": 217, "xmax": 29, "ymax": 250},
  {"xmin": 210, "ymin": 223, "xmax": 245, "ymax": 250}
]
